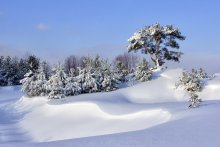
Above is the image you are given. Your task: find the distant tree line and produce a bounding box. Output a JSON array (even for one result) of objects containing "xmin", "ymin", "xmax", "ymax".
[
  {"xmin": 0, "ymin": 55, "xmax": 51, "ymax": 86},
  {"xmin": 0, "ymin": 53, "xmax": 143, "ymax": 87}
]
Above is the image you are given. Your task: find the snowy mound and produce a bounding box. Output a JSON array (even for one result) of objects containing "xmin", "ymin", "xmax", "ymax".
[
  {"xmin": 15, "ymin": 97, "xmax": 170, "ymax": 142},
  {"xmin": 121, "ymin": 68, "xmax": 186, "ymax": 103},
  {"xmin": 200, "ymin": 74, "xmax": 220, "ymax": 100}
]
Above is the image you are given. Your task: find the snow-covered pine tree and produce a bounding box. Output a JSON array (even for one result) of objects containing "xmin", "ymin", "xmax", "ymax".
[
  {"xmin": 41, "ymin": 61, "xmax": 51, "ymax": 80},
  {"xmin": 20, "ymin": 70, "xmax": 36, "ymax": 97},
  {"xmin": 76, "ymin": 55, "xmax": 118, "ymax": 93},
  {"xmin": 135, "ymin": 58, "xmax": 152, "ymax": 82},
  {"xmin": 128, "ymin": 23, "xmax": 185, "ymax": 68},
  {"xmin": 20, "ymin": 63, "xmax": 47, "ymax": 97},
  {"xmin": 1, "ymin": 56, "xmax": 13, "ymax": 85},
  {"xmin": 65, "ymin": 68, "xmax": 81, "ymax": 96},
  {"xmin": 0, "ymin": 56, "xmax": 8, "ymax": 86},
  {"xmin": 17, "ymin": 58, "xmax": 29, "ymax": 84},
  {"xmin": 114, "ymin": 61, "xmax": 128, "ymax": 82},
  {"xmin": 7, "ymin": 57, "xmax": 20, "ymax": 85},
  {"xmin": 76, "ymin": 56, "xmax": 99, "ymax": 93},
  {"xmin": 79, "ymin": 68, "xmax": 98, "ymax": 93},
  {"xmin": 176, "ymin": 68, "xmax": 209, "ymax": 108},
  {"xmin": 99, "ymin": 59, "xmax": 118, "ymax": 91},
  {"xmin": 26, "ymin": 55, "xmax": 40, "ymax": 73},
  {"xmin": 47, "ymin": 63, "xmax": 67, "ymax": 99},
  {"xmin": 34, "ymin": 64, "xmax": 48, "ymax": 96}
]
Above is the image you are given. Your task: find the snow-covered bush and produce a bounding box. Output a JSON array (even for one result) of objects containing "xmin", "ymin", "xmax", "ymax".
[
  {"xmin": 176, "ymin": 68, "xmax": 209, "ymax": 108},
  {"xmin": 135, "ymin": 58, "xmax": 152, "ymax": 82},
  {"xmin": 47, "ymin": 63, "xmax": 67, "ymax": 99}
]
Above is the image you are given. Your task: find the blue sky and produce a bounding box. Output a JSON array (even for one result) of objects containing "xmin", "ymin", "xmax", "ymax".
[{"xmin": 0, "ymin": 0, "xmax": 220, "ymax": 71}]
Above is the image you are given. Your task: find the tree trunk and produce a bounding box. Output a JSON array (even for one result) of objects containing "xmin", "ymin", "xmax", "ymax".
[
  {"xmin": 150, "ymin": 54, "xmax": 158, "ymax": 69},
  {"xmin": 154, "ymin": 38, "xmax": 160, "ymax": 68}
]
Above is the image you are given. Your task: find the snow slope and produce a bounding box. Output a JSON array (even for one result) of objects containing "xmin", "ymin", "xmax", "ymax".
[{"xmin": 1, "ymin": 68, "xmax": 220, "ymax": 147}]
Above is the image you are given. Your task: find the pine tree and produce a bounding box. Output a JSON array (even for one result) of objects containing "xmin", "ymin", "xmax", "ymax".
[
  {"xmin": 135, "ymin": 58, "xmax": 152, "ymax": 82},
  {"xmin": 34, "ymin": 64, "xmax": 48, "ymax": 96},
  {"xmin": 65, "ymin": 68, "xmax": 81, "ymax": 96},
  {"xmin": 114, "ymin": 61, "xmax": 128, "ymax": 82},
  {"xmin": 99, "ymin": 60, "xmax": 118, "ymax": 91},
  {"xmin": 7, "ymin": 57, "xmax": 20, "ymax": 85},
  {"xmin": 26, "ymin": 55, "xmax": 40, "ymax": 73},
  {"xmin": 176, "ymin": 68, "xmax": 209, "ymax": 108},
  {"xmin": 79, "ymin": 68, "xmax": 98, "ymax": 93},
  {"xmin": 76, "ymin": 56, "xmax": 99, "ymax": 93},
  {"xmin": 0, "ymin": 56, "xmax": 7, "ymax": 86},
  {"xmin": 76, "ymin": 56, "xmax": 118, "ymax": 93},
  {"xmin": 128, "ymin": 23, "xmax": 185, "ymax": 68},
  {"xmin": 41, "ymin": 61, "xmax": 51, "ymax": 80},
  {"xmin": 20, "ymin": 70, "xmax": 36, "ymax": 97},
  {"xmin": 20, "ymin": 63, "xmax": 47, "ymax": 97},
  {"xmin": 47, "ymin": 63, "xmax": 67, "ymax": 99},
  {"xmin": 17, "ymin": 58, "xmax": 29, "ymax": 84}
]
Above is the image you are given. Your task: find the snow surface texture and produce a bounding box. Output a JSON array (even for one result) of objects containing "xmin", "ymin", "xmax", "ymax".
[{"xmin": 1, "ymin": 68, "xmax": 220, "ymax": 147}]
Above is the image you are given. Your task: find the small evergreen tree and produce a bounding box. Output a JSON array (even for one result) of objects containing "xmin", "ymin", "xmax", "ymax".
[
  {"xmin": 47, "ymin": 63, "xmax": 67, "ymax": 99},
  {"xmin": 135, "ymin": 58, "xmax": 152, "ymax": 82},
  {"xmin": 65, "ymin": 68, "xmax": 81, "ymax": 96},
  {"xmin": 176, "ymin": 68, "xmax": 209, "ymax": 108},
  {"xmin": 77, "ymin": 56, "xmax": 99, "ymax": 93},
  {"xmin": 78, "ymin": 68, "xmax": 98, "ymax": 93},
  {"xmin": 20, "ymin": 63, "xmax": 47, "ymax": 97},
  {"xmin": 17, "ymin": 58, "xmax": 29, "ymax": 84},
  {"xmin": 34, "ymin": 64, "xmax": 48, "ymax": 96},
  {"xmin": 41, "ymin": 61, "xmax": 51, "ymax": 80},
  {"xmin": 99, "ymin": 60, "xmax": 118, "ymax": 91},
  {"xmin": 114, "ymin": 61, "xmax": 128, "ymax": 82},
  {"xmin": 20, "ymin": 70, "xmax": 36, "ymax": 97},
  {"xmin": 0, "ymin": 56, "xmax": 8, "ymax": 86},
  {"xmin": 27, "ymin": 55, "xmax": 40, "ymax": 73}
]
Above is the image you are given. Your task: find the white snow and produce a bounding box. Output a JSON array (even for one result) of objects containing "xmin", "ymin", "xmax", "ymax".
[{"xmin": 1, "ymin": 68, "xmax": 220, "ymax": 147}]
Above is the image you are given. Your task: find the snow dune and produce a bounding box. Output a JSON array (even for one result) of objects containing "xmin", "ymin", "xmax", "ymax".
[
  {"xmin": 15, "ymin": 98, "xmax": 170, "ymax": 142},
  {"xmin": 121, "ymin": 68, "xmax": 186, "ymax": 103},
  {"xmin": 1, "ymin": 68, "xmax": 220, "ymax": 147},
  {"xmin": 200, "ymin": 73, "xmax": 220, "ymax": 100}
]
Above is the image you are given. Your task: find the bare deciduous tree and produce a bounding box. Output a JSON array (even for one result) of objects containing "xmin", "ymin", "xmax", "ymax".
[{"xmin": 113, "ymin": 52, "xmax": 139, "ymax": 73}]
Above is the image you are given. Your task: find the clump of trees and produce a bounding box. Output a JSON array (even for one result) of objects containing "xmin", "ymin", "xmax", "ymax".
[
  {"xmin": 176, "ymin": 68, "xmax": 209, "ymax": 108},
  {"xmin": 127, "ymin": 23, "xmax": 185, "ymax": 68},
  {"xmin": 20, "ymin": 55, "xmax": 121, "ymax": 99},
  {"xmin": 0, "ymin": 55, "xmax": 49, "ymax": 86}
]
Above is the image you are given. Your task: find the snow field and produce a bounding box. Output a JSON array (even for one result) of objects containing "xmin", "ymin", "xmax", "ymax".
[{"xmin": 1, "ymin": 68, "xmax": 220, "ymax": 147}]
